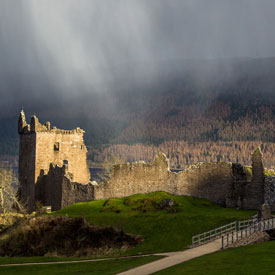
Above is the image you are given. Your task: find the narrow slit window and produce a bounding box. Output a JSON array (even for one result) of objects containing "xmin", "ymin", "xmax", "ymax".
[{"xmin": 54, "ymin": 142, "xmax": 60, "ymax": 151}]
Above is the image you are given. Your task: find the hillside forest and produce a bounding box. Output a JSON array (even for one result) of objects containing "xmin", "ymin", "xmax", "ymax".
[{"xmin": 0, "ymin": 58, "xmax": 274, "ymax": 169}]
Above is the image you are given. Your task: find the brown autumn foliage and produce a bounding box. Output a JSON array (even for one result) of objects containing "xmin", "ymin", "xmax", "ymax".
[{"xmin": 88, "ymin": 141, "xmax": 275, "ymax": 169}]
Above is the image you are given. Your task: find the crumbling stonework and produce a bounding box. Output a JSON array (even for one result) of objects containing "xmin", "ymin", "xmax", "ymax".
[
  {"xmin": 227, "ymin": 231, "xmax": 270, "ymax": 248},
  {"xmin": 18, "ymin": 112, "xmax": 272, "ymax": 211},
  {"xmin": 18, "ymin": 111, "xmax": 90, "ymax": 210},
  {"xmin": 244, "ymin": 148, "xmax": 265, "ymax": 209},
  {"xmin": 94, "ymin": 149, "xmax": 267, "ymax": 210},
  {"xmin": 35, "ymin": 163, "xmax": 94, "ymax": 211},
  {"xmin": 93, "ymin": 155, "xmax": 234, "ymax": 205},
  {"xmin": 264, "ymin": 175, "xmax": 275, "ymax": 210},
  {"xmin": 258, "ymin": 203, "xmax": 272, "ymax": 220},
  {"xmin": 93, "ymin": 153, "xmax": 177, "ymax": 200}
]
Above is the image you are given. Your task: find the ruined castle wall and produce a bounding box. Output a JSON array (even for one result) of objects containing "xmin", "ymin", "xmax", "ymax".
[
  {"xmin": 35, "ymin": 164, "xmax": 63, "ymax": 210},
  {"xmin": 36, "ymin": 164, "xmax": 93, "ymax": 211},
  {"xmin": 18, "ymin": 133, "xmax": 36, "ymax": 210},
  {"xmin": 242, "ymin": 148, "xmax": 265, "ymax": 209},
  {"xmin": 35, "ymin": 131, "xmax": 90, "ymax": 185},
  {"xmin": 61, "ymin": 181, "xmax": 94, "ymax": 209},
  {"xmin": 94, "ymin": 153, "xmax": 177, "ymax": 200},
  {"xmin": 18, "ymin": 111, "xmax": 91, "ymax": 211},
  {"xmin": 177, "ymin": 162, "xmax": 233, "ymax": 205},
  {"xmin": 225, "ymin": 163, "xmax": 252, "ymax": 209},
  {"xmin": 264, "ymin": 175, "xmax": 275, "ymax": 211},
  {"xmin": 94, "ymin": 154, "xmax": 233, "ymax": 205}
]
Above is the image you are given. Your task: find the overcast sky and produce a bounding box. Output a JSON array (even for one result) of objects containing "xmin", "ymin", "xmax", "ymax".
[{"xmin": 1, "ymin": 0, "xmax": 275, "ymax": 114}]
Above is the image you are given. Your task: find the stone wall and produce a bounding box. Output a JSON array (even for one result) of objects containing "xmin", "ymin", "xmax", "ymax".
[
  {"xmin": 18, "ymin": 112, "xmax": 36, "ymax": 209},
  {"xmin": 35, "ymin": 128, "xmax": 90, "ymax": 184},
  {"xmin": 243, "ymin": 148, "xmax": 265, "ymax": 209},
  {"xmin": 94, "ymin": 153, "xmax": 177, "ymax": 200},
  {"xmin": 18, "ymin": 111, "xmax": 90, "ymax": 210},
  {"xmin": 94, "ymin": 153, "xmax": 234, "ymax": 206},
  {"xmin": 18, "ymin": 110, "xmax": 270, "ymax": 211},
  {"xmin": 94, "ymin": 149, "xmax": 267, "ymax": 210},
  {"xmin": 36, "ymin": 163, "xmax": 94, "ymax": 211},
  {"xmin": 264, "ymin": 175, "xmax": 275, "ymax": 211}
]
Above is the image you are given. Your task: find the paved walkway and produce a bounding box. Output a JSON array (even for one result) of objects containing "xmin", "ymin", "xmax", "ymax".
[
  {"xmin": 118, "ymin": 238, "xmax": 222, "ymax": 275},
  {"xmin": 0, "ymin": 239, "xmax": 222, "ymax": 274}
]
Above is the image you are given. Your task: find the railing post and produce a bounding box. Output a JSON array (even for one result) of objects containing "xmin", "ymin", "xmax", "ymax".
[
  {"xmin": 236, "ymin": 229, "xmax": 238, "ymax": 241},
  {"xmin": 222, "ymin": 236, "xmax": 224, "ymax": 249},
  {"xmin": 227, "ymin": 233, "xmax": 229, "ymax": 245},
  {"xmin": 232, "ymin": 232, "xmax": 234, "ymax": 243}
]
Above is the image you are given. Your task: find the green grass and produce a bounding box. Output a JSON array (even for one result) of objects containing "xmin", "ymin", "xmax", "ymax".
[
  {"xmin": 155, "ymin": 241, "xmax": 275, "ymax": 275},
  {"xmin": 52, "ymin": 192, "xmax": 255, "ymax": 255},
  {"xmin": 0, "ymin": 256, "xmax": 111, "ymax": 265},
  {"xmin": 0, "ymin": 255, "xmax": 162, "ymax": 275}
]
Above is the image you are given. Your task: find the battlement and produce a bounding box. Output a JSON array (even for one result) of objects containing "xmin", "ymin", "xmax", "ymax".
[
  {"xmin": 18, "ymin": 111, "xmax": 90, "ymax": 211},
  {"xmin": 18, "ymin": 110, "xmax": 84, "ymax": 135}
]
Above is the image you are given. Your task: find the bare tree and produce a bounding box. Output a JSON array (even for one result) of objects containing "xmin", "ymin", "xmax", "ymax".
[{"xmin": 0, "ymin": 168, "xmax": 24, "ymax": 214}]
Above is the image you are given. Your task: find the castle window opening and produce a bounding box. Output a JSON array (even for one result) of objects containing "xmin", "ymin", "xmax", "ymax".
[{"xmin": 54, "ymin": 142, "xmax": 60, "ymax": 151}]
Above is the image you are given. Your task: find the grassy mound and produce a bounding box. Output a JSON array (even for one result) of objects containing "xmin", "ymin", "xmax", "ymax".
[
  {"xmin": 0, "ymin": 216, "xmax": 142, "ymax": 257},
  {"xmin": 54, "ymin": 192, "xmax": 256, "ymax": 254}
]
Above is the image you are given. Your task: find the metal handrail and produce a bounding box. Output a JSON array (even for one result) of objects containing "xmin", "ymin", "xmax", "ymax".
[
  {"xmin": 222, "ymin": 216, "xmax": 275, "ymax": 249},
  {"xmin": 191, "ymin": 214, "xmax": 258, "ymax": 247}
]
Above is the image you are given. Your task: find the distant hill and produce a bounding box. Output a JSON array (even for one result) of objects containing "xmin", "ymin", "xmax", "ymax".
[{"xmin": 0, "ymin": 57, "xmax": 274, "ymax": 167}]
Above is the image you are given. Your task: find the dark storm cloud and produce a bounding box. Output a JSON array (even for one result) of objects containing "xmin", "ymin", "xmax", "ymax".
[{"xmin": 1, "ymin": 0, "xmax": 275, "ymax": 114}]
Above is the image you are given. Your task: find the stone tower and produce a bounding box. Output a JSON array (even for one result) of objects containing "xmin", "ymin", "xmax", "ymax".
[
  {"xmin": 242, "ymin": 147, "xmax": 265, "ymax": 209},
  {"xmin": 18, "ymin": 111, "xmax": 90, "ymax": 210}
]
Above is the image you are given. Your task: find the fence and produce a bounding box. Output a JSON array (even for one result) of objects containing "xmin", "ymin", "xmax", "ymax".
[
  {"xmin": 191, "ymin": 214, "xmax": 258, "ymax": 247},
  {"xmin": 238, "ymin": 214, "xmax": 258, "ymax": 231},
  {"xmin": 222, "ymin": 216, "xmax": 275, "ymax": 249}
]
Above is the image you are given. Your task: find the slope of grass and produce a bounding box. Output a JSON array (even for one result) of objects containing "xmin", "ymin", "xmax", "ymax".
[
  {"xmin": 0, "ymin": 255, "xmax": 162, "ymax": 275},
  {"xmin": 155, "ymin": 241, "xmax": 275, "ymax": 275},
  {"xmin": 53, "ymin": 192, "xmax": 255, "ymax": 255}
]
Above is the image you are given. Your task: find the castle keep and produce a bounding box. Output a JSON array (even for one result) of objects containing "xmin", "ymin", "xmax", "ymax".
[
  {"xmin": 18, "ymin": 111, "xmax": 92, "ymax": 210},
  {"xmin": 18, "ymin": 111, "xmax": 275, "ymax": 211}
]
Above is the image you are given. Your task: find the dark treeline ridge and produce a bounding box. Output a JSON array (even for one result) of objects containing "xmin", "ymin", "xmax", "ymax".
[
  {"xmin": 0, "ymin": 58, "xmax": 274, "ymax": 164},
  {"xmin": 88, "ymin": 141, "xmax": 275, "ymax": 169}
]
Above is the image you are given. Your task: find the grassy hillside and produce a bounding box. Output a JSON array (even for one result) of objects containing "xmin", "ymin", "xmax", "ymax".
[
  {"xmin": 53, "ymin": 192, "xmax": 255, "ymax": 255},
  {"xmin": 155, "ymin": 241, "xmax": 275, "ymax": 275}
]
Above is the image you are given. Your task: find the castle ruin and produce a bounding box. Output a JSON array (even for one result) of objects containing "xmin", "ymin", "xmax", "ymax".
[
  {"xmin": 18, "ymin": 111, "xmax": 275, "ymax": 211},
  {"xmin": 18, "ymin": 110, "xmax": 92, "ymax": 210}
]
